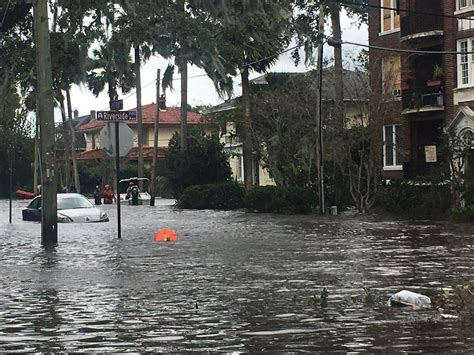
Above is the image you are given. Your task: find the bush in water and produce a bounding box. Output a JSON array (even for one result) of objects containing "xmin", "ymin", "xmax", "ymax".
[
  {"xmin": 177, "ymin": 182, "xmax": 245, "ymax": 210},
  {"xmin": 380, "ymin": 178, "xmax": 451, "ymax": 217},
  {"xmin": 244, "ymin": 186, "xmax": 314, "ymax": 214},
  {"xmin": 450, "ymin": 204, "xmax": 474, "ymax": 222}
]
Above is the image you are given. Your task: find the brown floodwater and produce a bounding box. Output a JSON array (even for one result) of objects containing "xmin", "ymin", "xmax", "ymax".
[{"xmin": 1, "ymin": 198, "xmax": 473, "ymax": 352}]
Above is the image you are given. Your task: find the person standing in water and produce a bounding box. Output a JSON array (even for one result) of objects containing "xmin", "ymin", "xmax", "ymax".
[
  {"xmin": 103, "ymin": 185, "xmax": 115, "ymax": 204},
  {"xmin": 93, "ymin": 185, "xmax": 102, "ymax": 205}
]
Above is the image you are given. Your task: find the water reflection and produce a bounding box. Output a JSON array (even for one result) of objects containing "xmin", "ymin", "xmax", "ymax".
[{"xmin": 0, "ymin": 199, "xmax": 473, "ymax": 352}]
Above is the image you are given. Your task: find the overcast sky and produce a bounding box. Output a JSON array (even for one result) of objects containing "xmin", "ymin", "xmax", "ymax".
[{"xmin": 67, "ymin": 11, "xmax": 368, "ymax": 118}]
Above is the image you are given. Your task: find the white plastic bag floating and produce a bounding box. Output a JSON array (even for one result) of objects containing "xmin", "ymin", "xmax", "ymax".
[{"xmin": 388, "ymin": 290, "xmax": 431, "ymax": 308}]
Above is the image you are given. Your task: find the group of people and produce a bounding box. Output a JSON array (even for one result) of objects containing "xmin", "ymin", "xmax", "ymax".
[
  {"xmin": 93, "ymin": 182, "xmax": 140, "ymax": 205},
  {"xmin": 93, "ymin": 185, "xmax": 115, "ymax": 205}
]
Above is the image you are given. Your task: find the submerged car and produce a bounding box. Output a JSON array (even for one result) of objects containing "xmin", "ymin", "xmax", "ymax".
[{"xmin": 22, "ymin": 193, "xmax": 109, "ymax": 223}]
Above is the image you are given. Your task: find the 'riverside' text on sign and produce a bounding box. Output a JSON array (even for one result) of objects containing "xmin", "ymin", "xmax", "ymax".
[{"xmin": 97, "ymin": 111, "xmax": 137, "ymax": 121}]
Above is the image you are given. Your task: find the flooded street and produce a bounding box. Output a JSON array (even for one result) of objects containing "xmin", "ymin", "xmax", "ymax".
[{"xmin": 1, "ymin": 198, "xmax": 473, "ymax": 352}]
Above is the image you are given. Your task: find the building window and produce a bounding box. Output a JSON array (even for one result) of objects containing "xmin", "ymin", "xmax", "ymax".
[
  {"xmin": 459, "ymin": 16, "xmax": 474, "ymax": 31},
  {"xmin": 457, "ymin": 39, "xmax": 474, "ymax": 87},
  {"xmin": 382, "ymin": 56, "xmax": 401, "ymax": 97},
  {"xmin": 383, "ymin": 124, "xmax": 402, "ymax": 170},
  {"xmin": 381, "ymin": 0, "xmax": 400, "ymax": 33},
  {"xmin": 459, "ymin": 0, "xmax": 474, "ymax": 9},
  {"xmin": 236, "ymin": 155, "xmax": 243, "ymax": 181}
]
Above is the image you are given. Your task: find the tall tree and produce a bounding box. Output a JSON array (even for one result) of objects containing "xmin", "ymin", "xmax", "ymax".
[
  {"xmin": 87, "ymin": 37, "xmax": 135, "ymax": 105},
  {"xmin": 115, "ymin": 0, "xmax": 162, "ymax": 181},
  {"xmin": 193, "ymin": 0, "xmax": 293, "ymax": 190},
  {"xmin": 151, "ymin": 0, "xmax": 238, "ymax": 152}
]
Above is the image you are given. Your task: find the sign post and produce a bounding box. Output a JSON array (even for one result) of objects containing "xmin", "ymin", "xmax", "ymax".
[
  {"xmin": 115, "ymin": 121, "xmax": 121, "ymax": 238},
  {"xmin": 97, "ymin": 110, "xmax": 136, "ymax": 239},
  {"xmin": 8, "ymin": 145, "xmax": 14, "ymax": 224}
]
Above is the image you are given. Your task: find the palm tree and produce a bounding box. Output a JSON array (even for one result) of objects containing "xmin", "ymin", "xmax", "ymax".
[
  {"xmin": 113, "ymin": 0, "xmax": 162, "ymax": 181},
  {"xmin": 87, "ymin": 38, "xmax": 135, "ymax": 105},
  {"xmin": 151, "ymin": 1, "xmax": 237, "ymax": 152},
  {"xmin": 191, "ymin": 0, "xmax": 293, "ymax": 190}
]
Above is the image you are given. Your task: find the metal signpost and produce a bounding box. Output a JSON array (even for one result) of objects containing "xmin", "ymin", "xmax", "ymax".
[
  {"xmin": 97, "ymin": 110, "xmax": 136, "ymax": 239},
  {"xmin": 8, "ymin": 145, "xmax": 14, "ymax": 224}
]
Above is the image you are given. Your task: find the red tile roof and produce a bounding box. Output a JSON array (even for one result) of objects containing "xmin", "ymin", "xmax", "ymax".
[
  {"xmin": 77, "ymin": 147, "xmax": 168, "ymax": 161},
  {"xmin": 78, "ymin": 104, "xmax": 206, "ymax": 132}
]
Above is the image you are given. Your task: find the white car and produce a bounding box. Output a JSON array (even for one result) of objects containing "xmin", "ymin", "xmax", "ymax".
[{"xmin": 22, "ymin": 193, "xmax": 109, "ymax": 223}]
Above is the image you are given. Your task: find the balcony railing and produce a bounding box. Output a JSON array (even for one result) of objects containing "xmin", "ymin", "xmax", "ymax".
[
  {"xmin": 401, "ymin": 87, "xmax": 444, "ymax": 113},
  {"xmin": 400, "ymin": 0, "xmax": 443, "ymax": 39}
]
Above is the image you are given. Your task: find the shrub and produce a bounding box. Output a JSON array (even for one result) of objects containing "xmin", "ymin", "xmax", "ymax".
[
  {"xmin": 451, "ymin": 204, "xmax": 474, "ymax": 222},
  {"xmin": 245, "ymin": 186, "xmax": 314, "ymax": 214},
  {"xmin": 177, "ymin": 182, "xmax": 244, "ymax": 210},
  {"xmin": 165, "ymin": 128, "xmax": 232, "ymax": 198},
  {"xmin": 381, "ymin": 178, "xmax": 451, "ymax": 217}
]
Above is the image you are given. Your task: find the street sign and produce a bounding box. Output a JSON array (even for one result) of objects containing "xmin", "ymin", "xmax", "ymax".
[
  {"xmin": 99, "ymin": 122, "xmax": 134, "ymax": 157},
  {"xmin": 97, "ymin": 110, "xmax": 137, "ymax": 121}
]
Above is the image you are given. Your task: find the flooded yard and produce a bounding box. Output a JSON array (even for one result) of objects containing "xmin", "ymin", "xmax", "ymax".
[{"xmin": 0, "ymin": 198, "xmax": 473, "ymax": 352}]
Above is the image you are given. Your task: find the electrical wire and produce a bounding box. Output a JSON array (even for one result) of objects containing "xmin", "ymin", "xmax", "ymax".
[
  {"xmin": 338, "ymin": 39, "xmax": 474, "ymax": 55},
  {"xmin": 244, "ymin": 44, "xmax": 302, "ymax": 68},
  {"xmin": 339, "ymin": 0, "xmax": 474, "ymax": 21},
  {"xmin": 0, "ymin": 0, "xmax": 11, "ymax": 28},
  {"xmin": 97, "ymin": 73, "xmax": 210, "ymax": 110}
]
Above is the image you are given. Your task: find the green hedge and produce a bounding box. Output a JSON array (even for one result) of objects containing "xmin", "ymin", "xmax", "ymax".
[
  {"xmin": 451, "ymin": 204, "xmax": 474, "ymax": 223},
  {"xmin": 244, "ymin": 186, "xmax": 314, "ymax": 214},
  {"xmin": 177, "ymin": 182, "xmax": 245, "ymax": 210},
  {"xmin": 381, "ymin": 179, "xmax": 451, "ymax": 217}
]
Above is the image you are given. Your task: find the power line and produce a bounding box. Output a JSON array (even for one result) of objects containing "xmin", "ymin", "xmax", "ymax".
[
  {"xmin": 0, "ymin": 0, "xmax": 11, "ymax": 28},
  {"xmin": 98, "ymin": 73, "xmax": 211, "ymax": 110},
  {"xmin": 338, "ymin": 38, "xmax": 474, "ymax": 55},
  {"xmin": 340, "ymin": 0, "xmax": 474, "ymax": 21},
  {"xmin": 244, "ymin": 44, "xmax": 302, "ymax": 68}
]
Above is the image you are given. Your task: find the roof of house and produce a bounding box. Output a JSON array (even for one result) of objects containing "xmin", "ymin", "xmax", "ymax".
[
  {"xmin": 251, "ymin": 68, "xmax": 369, "ymax": 102},
  {"xmin": 77, "ymin": 147, "xmax": 168, "ymax": 161},
  {"xmin": 77, "ymin": 104, "xmax": 206, "ymax": 132},
  {"xmin": 206, "ymin": 68, "xmax": 369, "ymax": 114}
]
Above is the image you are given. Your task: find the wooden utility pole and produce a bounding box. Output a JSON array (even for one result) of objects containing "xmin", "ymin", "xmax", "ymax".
[
  {"xmin": 241, "ymin": 65, "xmax": 254, "ymax": 191},
  {"xmin": 34, "ymin": 0, "xmax": 57, "ymax": 244},
  {"xmin": 135, "ymin": 46, "xmax": 144, "ymax": 188},
  {"xmin": 150, "ymin": 69, "xmax": 161, "ymax": 207},
  {"xmin": 316, "ymin": 4, "xmax": 325, "ymax": 215},
  {"xmin": 180, "ymin": 61, "xmax": 188, "ymax": 151}
]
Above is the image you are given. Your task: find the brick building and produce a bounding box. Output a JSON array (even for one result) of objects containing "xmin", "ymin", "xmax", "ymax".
[{"xmin": 369, "ymin": 0, "xmax": 474, "ymax": 179}]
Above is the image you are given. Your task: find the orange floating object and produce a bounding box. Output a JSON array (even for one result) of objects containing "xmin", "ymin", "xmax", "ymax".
[{"xmin": 154, "ymin": 229, "xmax": 178, "ymax": 242}]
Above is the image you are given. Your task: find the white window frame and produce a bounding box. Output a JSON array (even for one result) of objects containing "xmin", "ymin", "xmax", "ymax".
[
  {"xmin": 383, "ymin": 124, "xmax": 402, "ymax": 171},
  {"xmin": 381, "ymin": 56, "xmax": 401, "ymax": 97},
  {"xmin": 457, "ymin": 38, "xmax": 474, "ymax": 88},
  {"xmin": 456, "ymin": 0, "xmax": 474, "ymax": 13},
  {"xmin": 458, "ymin": 16, "xmax": 474, "ymax": 31},
  {"xmin": 380, "ymin": 0, "xmax": 400, "ymax": 34},
  {"xmin": 236, "ymin": 154, "xmax": 243, "ymax": 181}
]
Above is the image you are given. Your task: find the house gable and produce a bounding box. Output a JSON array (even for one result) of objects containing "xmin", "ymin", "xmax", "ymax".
[{"xmin": 448, "ymin": 107, "xmax": 474, "ymax": 137}]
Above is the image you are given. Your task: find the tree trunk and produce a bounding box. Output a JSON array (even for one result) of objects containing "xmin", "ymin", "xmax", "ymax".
[
  {"xmin": 135, "ymin": 46, "xmax": 144, "ymax": 182},
  {"xmin": 66, "ymin": 87, "xmax": 80, "ymax": 193},
  {"xmin": 241, "ymin": 66, "xmax": 254, "ymax": 191},
  {"xmin": 33, "ymin": 114, "xmax": 39, "ymax": 194},
  {"xmin": 59, "ymin": 94, "xmax": 70, "ymax": 191},
  {"xmin": 180, "ymin": 60, "xmax": 188, "ymax": 151},
  {"xmin": 330, "ymin": 6, "xmax": 344, "ymax": 131}
]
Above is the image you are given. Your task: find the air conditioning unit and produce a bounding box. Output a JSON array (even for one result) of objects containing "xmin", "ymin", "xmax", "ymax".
[{"xmin": 392, "ymin": 89, "xmax": 401, "ymax": 97}]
